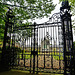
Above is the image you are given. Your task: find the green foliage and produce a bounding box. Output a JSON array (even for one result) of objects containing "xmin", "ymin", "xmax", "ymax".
[
  {"xmin": 0, "ymin": 0, "xmax": 55, "ymax": 20},
  {"xmin": 0, "ymin": 3, "xmax": 7, "ymax": 41},
  {"xmin": 0, "ymin": 0, "xmax": 55, "ymax": 42}
]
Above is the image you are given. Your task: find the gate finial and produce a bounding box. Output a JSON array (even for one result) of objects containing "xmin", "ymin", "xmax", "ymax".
[{"xmin": 60, "ymin": 0, "xmax": 70, "ymax": 11}]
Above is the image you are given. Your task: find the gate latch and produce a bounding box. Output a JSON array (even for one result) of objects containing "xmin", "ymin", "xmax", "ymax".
[{"xmin": 31, "ymin": 51, "xmax": 38, "ymax": 55}]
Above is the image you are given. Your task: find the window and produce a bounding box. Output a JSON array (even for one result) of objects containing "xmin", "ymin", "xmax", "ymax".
[{"xmin": 43, "ymin": 44, "xmax": 47, "ymax": 48}]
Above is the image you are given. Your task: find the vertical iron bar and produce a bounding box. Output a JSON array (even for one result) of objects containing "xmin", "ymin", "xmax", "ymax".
[
  {"xmin": 51, "ymin": 27, "xmax": 53, "ymax": 69},
  {"xmin": 13, "ymin": 33, "xmax": 15, "ymax": 67},
  {"xmin": 44, "ymin": 27, "xmax": 45, "ymax": 68},
  {"xmin": 2, "ymin": 18, "xmax": 8, "ymax": 55},
  {"xmin": 33, "ymin": 22, "xmax": 36, "ymax": 73},
  {"xmin": 2, "ymin": 18, "xmax": 8, "ymax": 70},
  {"xmin": 24, "ymin": 38, "xmax": 26, "ymax": 67},
  {"xmin": 48, "ymin": 26, "xmax": 50, "ymax": 54},
  {"xmin": 29, "ymin": 28, "xmax": 30, "ymax": 72},
  {"xmin": 62, "ymin": 19, "xmax": 66, "ymax": 75},
  {"xmin": 58, "ymin": 26, "xmax": 61, "ymax": 72},
  {"xmin": 30, "ymin": 29, "xmax": 33, "ymax": 73},
  {"xmin": 70, "ymin": 18, "xmax": 75, "ymax": 75},
  {"xmin": 37, "ymin": 28, "xmax": 38, "ymax": 74}
]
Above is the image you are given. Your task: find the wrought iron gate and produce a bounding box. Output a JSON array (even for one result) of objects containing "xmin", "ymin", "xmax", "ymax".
[
  {"xmin": 2, "ymin": 1, "xmax": 75, "ymax": 75},
  {"xmin": 11, "ymin": 12, "xmax": 64, "ymax": 74}
]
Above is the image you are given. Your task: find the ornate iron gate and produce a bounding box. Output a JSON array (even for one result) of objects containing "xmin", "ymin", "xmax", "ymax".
[
  {"xmin": 1, "ymin": 1, "xmax": 75, "ymax": 75},
  {"xmin": 11, "ymin": 12, "xmax": 64, "ymax": 74}
]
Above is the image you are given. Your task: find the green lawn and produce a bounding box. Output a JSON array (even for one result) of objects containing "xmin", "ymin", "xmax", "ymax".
[
  {"xmin": 18, "ymin": 53, "xmax": 31, "ymax": 59},
  {"xmin": 51, "ymin": 52, "xmax": 63, "ymax": 60},
  {"xmin": 0, "ymin": 47, "xmax": 64, "ymax": 61},
  {"xmin": 18, "ymin": 51, "xmax": 63, "ymax": 60}
]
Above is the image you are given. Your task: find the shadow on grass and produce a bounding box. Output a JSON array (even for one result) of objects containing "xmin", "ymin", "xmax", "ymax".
[{"xmin": 0, "ymin": 70, "xmax": 63, "ymax": 75}]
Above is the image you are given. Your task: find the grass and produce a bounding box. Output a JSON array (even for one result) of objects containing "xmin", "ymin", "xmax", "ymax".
[
  {"xmin": 10, "ymin": 50, "xmax": 64, "ymax": 60},
  {"xmin": 0, "ymin": 47, "xmax": 64, "ymax": 60},
  {"xmin": 51, "ymin": 52, "xmax": 63, "ymax": 60},
  {"xmin": 18, "ymin": 53, "xmax": 31, "ymax": 59},
  {"xmin": 18, "ymin": 51, "xmax": 64, "ymax": 60},
  {"xmin": 0, "ymin": 70, "xmax": 64, "ymax": 75},
  {"xmin": 53, "ymin": 56, "xmax": 63, "ymax": 60}
]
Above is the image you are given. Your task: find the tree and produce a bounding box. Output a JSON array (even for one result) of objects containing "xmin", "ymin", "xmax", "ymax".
[
  {"xmin": 0, "ymin": 0, "xmax": 56, "ymax": 41},
  {"xmin": 0, "ymin": 0, "xmax": 55, "ymax": 20},
  {"xmin": 0, "ymin": 2, "xmax": 7, "ymax": 43}
]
